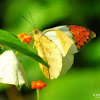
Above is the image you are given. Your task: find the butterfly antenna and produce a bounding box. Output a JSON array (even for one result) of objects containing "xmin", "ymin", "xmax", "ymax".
[
  {"xmin": 29, "ymin": 11, "xmax": 36, "ymax": 29},
  {"xmin": 23, "ymin": 16, "xmax": 34, "ymax": 27}
]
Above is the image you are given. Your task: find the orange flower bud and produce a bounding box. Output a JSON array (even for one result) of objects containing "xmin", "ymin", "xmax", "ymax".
[
  {"xmin": 24, "ymin": 35, "xmax": 32, "ymax": 44},
  {"xmin": 17, "ymin": 32, "xmax": 27, "ymax": 38},
  {"xmin": 31, "ymin": 80, "xmax": 46, "ymax": 90},
  {"xmin": 17, "ymin": 33, "xmax": 32, "ymax": 44}
]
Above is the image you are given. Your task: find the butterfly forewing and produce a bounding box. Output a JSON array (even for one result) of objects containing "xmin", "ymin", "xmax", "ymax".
[{"xmin": 42, "ymin": 28, "xmax": 74, "ymax": 56}]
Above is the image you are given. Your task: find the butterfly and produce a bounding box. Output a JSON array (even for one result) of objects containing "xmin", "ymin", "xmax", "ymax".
[{"xmin": 32, "ymin": 25, "xmax": 96, "ymax": 79}]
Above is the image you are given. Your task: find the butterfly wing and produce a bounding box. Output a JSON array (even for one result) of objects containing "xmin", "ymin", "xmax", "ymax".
[
  {"xmin": 33, "ymin": 25, "xmax": 96, "ymax": 79},
  {"xmin": 53, "ymin": 25, "xmax": 78, "ymax": 54},
  {"xmin": 42, "ymin": 28, "xmax": 75, "ymax": 76},
  {"xmin": 42, "ymin": 28, "xmax": 74, "ymax": 56},
  {"xmin": 53, "ymin": 25, "xmax": 96, "ymax": 75},
  {"xmin": 34, "ymin": 33, "xmax": 62, "ymax": 79},
  {"xmin": 60, "ymin": 48, "xmax": 74, "ymax": 75},
  {"xmin": 33, "ymin": 29, "xmax": 73, "ymax": 79}
]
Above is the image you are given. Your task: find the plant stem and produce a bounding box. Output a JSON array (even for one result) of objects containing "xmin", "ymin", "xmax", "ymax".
[
  {"xmin": 15, "ymin": 51, "xmax": 18, "ymax": 56},
  {"xmin": 36, "ymin": 89, "xmax": 39, "ymax": 100}
]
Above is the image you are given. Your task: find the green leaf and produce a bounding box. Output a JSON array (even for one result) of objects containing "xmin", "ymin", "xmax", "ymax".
[{"xmin": 0, "ymin": 29, "xmax": 48, "ymax": 67}]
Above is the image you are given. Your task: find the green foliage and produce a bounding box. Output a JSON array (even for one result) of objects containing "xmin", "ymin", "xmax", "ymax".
[
  {"xmin": 40, "ymin": 68, "xmax": 100, "ymax": 100},
  {"xmin": 0, "ymin": 29, "xmax": 48, "ymax": 67},
  {"xmin": 0, "ymin": 0, "xmax": 100, "ymax": 100}
]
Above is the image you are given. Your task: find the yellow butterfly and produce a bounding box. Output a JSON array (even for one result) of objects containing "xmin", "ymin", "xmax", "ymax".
[{"xmin": 32, "ymin": 25, "xmax": 96, "ymax": 79}]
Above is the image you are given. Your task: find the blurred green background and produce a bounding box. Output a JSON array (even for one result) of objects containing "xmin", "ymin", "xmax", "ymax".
[{"xmin": 0, "ymin": 0, "xmax": 100, "ymax": 100}]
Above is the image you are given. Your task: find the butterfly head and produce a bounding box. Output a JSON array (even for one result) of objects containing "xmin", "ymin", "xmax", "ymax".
[
  {"xmin": 32, "ymin": 29, "xmax": 42, "ymax": 41},
  {"xmin": 32, "ymin": 29, "xmax": 40, "ymax": 35}
]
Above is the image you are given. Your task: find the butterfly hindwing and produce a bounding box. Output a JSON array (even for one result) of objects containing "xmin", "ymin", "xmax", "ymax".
[{"xmin": 60, "ymin": 48, "xmax": 74, "ymax": 76}]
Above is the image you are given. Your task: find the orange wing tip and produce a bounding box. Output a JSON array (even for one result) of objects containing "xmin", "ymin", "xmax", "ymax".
[
  {"xmin": 69, "ymin": 25, "xmax": 96, "ymax": 50},
  {"xmin": 31, "ymin": 80, "xmax": 46, "ymax": 90},
  {"xmin": 88, "ymin": 30, "xmax": 96, "ymax": 39},
  {"xmin": 76, "ymin": 44, "xmax": 81, "ymax": 49},
  {"xmin": 17, "ymin": 33, "xmax": 32, "ymax": 44}
]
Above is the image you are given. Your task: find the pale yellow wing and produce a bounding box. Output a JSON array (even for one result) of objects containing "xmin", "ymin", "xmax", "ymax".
[
  {"xmin": 33, "ymin": 29, "xmax": 73, "ymax": 79},
  {"xmin": 42, "ymin": 29, "xmax": 74, "ymax": 56},
  {"xmin": 60, "ymin": 48, "xmax": 74, "ymax": 76},
  {"xmin": 53, "ymin": 25, "xmax": 78, "ymax": 54},
  {"xmin": 33, "ymin": 32, "xmax": 62, "ymax": 79}
]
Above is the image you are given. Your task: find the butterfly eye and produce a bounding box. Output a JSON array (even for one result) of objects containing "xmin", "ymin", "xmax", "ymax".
[{"xmin": 32, "ymin": 29, "xmax": 39, "ymax": 35}]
